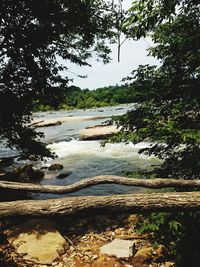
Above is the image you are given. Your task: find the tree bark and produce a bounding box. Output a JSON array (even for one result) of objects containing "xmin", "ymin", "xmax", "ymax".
[
  {"xmin": 0, "ymin": 175, "xmax": 200, "ymax": 194},
  {"xmin": 0, "ymin": 192, "xmax": 200, "ymax": 218}
]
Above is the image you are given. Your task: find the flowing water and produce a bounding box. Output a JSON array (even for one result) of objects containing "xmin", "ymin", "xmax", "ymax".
[{"xmin": 0, "ymin": 104, "xmax": 159, "ymax": 198}]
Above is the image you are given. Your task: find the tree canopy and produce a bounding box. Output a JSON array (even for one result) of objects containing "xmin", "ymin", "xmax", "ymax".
[
  {"xmin": 112, "ymin": 0, "xmax": 200, "ymax": 178},
  {"xmin": 0, "ymin": 0, "xmax": 119, "ymax": 157}
]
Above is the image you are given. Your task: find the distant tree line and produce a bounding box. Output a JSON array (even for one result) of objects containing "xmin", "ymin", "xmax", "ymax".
[{"xmin": 34, "ymin": 84, "xmax": 139, "ymax": 111}]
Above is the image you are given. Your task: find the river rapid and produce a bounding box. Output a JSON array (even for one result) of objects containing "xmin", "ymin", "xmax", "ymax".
[{"xmin": 0, "ymin": 104, "xmax": 159, "ymax": 198}]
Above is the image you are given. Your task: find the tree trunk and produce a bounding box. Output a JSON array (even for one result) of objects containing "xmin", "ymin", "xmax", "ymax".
[
  {"xmin": 0, "ymin": 175, "xmax": 200, "ymax": 194},
  {"xmin": 1, "ymin": 192, "xmax": 200, "ymax": 218}
]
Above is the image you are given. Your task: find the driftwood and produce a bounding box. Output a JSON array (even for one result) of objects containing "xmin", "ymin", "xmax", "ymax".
[
  {"xmin": 0, "ymin": 175, "xmax": 200, "ymax": 194},
  {"xmin": 1, "ymin": 192, "xmax": 200, "ymax": 217}
]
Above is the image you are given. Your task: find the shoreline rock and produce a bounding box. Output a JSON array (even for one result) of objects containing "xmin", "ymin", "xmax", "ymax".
[
  {"xmin": 0, "ymin": 213, "xmax": 175, "ymax": 267},
  {"xmin": 5, "ymin": 219, "xmax": 68, "ymax": 265},
  {"xmin": 2, "ymin": 164, "xmax": 44, "ymax": 182}
]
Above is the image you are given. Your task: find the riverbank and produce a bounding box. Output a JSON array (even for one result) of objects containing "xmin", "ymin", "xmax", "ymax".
[{"xmin": 0, "ymin": 213, "xmax": 174, "ymax": 267}]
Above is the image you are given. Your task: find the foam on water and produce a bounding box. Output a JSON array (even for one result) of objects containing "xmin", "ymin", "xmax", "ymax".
[{"xmin": 48, "ymin": 139, "xmax": 152, "ymax": 160}]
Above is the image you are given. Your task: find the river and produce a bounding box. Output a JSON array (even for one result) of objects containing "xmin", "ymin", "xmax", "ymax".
[{"xmin": 0, "ymin": 104, "xmax": 159, "ymax": 198}]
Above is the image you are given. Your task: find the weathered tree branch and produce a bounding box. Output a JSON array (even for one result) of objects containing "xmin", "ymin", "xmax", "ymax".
[
  {"xmin": 0, "ymin": 175, "xmax": 200, "ymax": 194},
  {"xmin": 1, "ymin": 192, "xmax": 200, "ymax": 217}
]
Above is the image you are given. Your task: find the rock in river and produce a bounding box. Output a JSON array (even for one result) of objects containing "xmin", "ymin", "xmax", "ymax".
[
  {"xmin": 79, "ymin": 125, "xmax": 119, "ymax": 140},
  {"xmin": 48, "ymin": 163, "xmax": 64, "ymax": 171},
  {"xmin": 56, "ymin": 172, "xmax": 71, "ymax": 179},
  {"xmin": 4, "ymin": 164, "xmax": 44, "ymax": 182}
]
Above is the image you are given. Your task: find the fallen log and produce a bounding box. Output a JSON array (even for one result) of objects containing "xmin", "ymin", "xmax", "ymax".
[
  {"xmin": 0, "ymin": 175, "xmax": 200, "ymax": 194},
  {"xmin": 1, "ymin": 192, "xmax": 200, "ymax": 217}
]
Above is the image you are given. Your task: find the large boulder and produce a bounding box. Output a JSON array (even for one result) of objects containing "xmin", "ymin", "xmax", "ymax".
[
  {"xmin": 5, "ymin": 219, "xmax": 69, "ymax": 265},
  {"xmin": 79, "ymin": 125, "xmax": 119, "ymax": 140},
  {"xmin": 17, "ymin": 164, "xmax": 44, "ymax": 181}
]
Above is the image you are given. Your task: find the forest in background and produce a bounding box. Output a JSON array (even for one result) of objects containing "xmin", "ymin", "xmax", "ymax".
[{"xmin": 33, "ymin": 84, "xmax": 139, "ymax": 111}]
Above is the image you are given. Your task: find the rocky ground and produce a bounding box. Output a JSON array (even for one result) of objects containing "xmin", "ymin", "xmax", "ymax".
[{"xmin": 0, "ymin": 213, "xmax": 175, "ymax": 267}]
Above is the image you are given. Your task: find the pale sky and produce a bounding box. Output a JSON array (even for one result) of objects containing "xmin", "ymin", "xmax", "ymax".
[{"xmin": 64, "ymin": 0, "xmax": 159, "ymax": 89}]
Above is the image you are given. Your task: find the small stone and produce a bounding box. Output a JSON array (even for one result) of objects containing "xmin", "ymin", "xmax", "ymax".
[
  {"xmin": 57, "ymin": 172, "xmax": 71, "ymax": 179},
  {"xmin": 114, "ymin": 229, "xmax": 121, "ymax": 235},
  {"xmin": 134, "ymin": 247, "xmax": 156, "ymax": 260},
  {"xmin": 127, "ymin": 214, "xmax": 139, "ymax": 224},
  {"xmin": 49, "ymin": 163, "xmax": 63, "ymax": 171},
  {"xmin": 100, "ymin": 239, "xmax": 135, "ymax": 258},
  {"xmin": 127, "ymin": 228, "xmax": 134, "ymax": 235},
  {"xmin": 156, "ymin": 245, "xmax": 166, "ymax": 258}
]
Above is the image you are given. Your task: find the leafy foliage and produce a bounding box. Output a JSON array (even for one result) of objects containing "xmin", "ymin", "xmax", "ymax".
[
  {"xmin": 113, "ymin": 1, "xmax": 200, "ymax": 265},
  {"xmin": 112, "ymin": 0, "xmax": 200, "ymax": 178},
  {"xmin": 34, "ymin": 84, "xmax": 139, "ymax": 111},
  {"xmin": 0, "ymin": 0, "xmax": 119, "ymax": 157},
  {"xmin": 138, "ymin": 212, "xmax": 200, "ymax": 267}
]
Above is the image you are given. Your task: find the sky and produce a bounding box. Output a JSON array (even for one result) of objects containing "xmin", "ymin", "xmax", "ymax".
[{"xmin": 64, "ymin": 0, "xmax": 159, "ymax": 90}]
